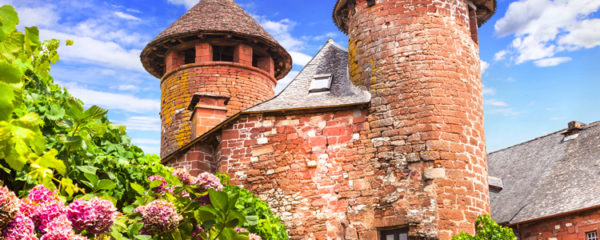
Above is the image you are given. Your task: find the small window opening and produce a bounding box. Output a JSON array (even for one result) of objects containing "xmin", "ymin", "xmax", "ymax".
[
  {"xmin": 468, "ymin": 5, "xmax": 478, "ymax": 44},
  {"xmin": 213, "ymin": 45, "xmax": 234, "ymax": 62},
  {"xmin": 380, "ymin": 228, "xmax": 408, "ymax": 240},
  {"xmin": 367, "ymin": 0, "xmax": 376, "ymax": 7},
  {"xmin": 252, "ymin": 53, "xmax": 259, "ymax": 68},
  {"xmin": 587, "ymin": 231, "xmax": 598, "ymax": 240},
  {"xmin": 184, "ymin": 48, "xmax": 196, "ymax": 64},
  {"xmin": 309, "ymin": 74, "xmax": 333, "ymax": 93}
]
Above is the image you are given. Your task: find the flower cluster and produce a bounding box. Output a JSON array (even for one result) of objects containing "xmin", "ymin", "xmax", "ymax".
[
  {"xmin": 172, "ymin": 168, "xmax": 194, "ymax": 185},
  {"xmin": 67, "ymin": 197, "xmax": 117, "ymax": 234},
  {"xmin": 194, "ymin": 172, "xmax": 223, "ymax": 192},
  {"xmin": 135, "ymin": 200, "xmax": 182, "ymax": 235},
  {"xmin": 235, "ymin": 227, "xmax": 262, "ymax": 240},
  {"xmin": 0, "ymin": 186, "xmax": 19, "ymax": 229},
  {"xmin": 0, "ymin": 185, "xmax": 113, "ymax": 240},
  {"xmin": 148, "ymin": 175, "xmax": 169, "ymax": 194}
]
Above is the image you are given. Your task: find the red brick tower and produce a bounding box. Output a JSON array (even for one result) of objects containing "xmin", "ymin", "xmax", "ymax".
[
  {"xmin": 141, "ymin": 0, "xmax": 292, "ymax": 158},
  {"xmin": 334, "ymin": 0, "xmax": 496, "ymax": 239}
]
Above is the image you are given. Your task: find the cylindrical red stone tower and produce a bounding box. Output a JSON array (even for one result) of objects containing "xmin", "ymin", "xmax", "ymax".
[
  {"xmin": 141, "ymin": 0, "xmax": 292, "ymax": 158},
  {"xmin": 334, "ymin": 0, "xmax": 496, "ymax": 239}
]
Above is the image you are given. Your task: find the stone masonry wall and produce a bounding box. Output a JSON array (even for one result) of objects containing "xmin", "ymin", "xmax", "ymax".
[
  {"xmin": 215, "ymin": 108, "xmax": 371, "ymax": 239},
  {"xmin": 168, "ymin": 143, "xmax": 215, "ymax": 176},
  {"xmin": 160, "ymin": 62, "xmax": 276, "ymax": 157},
  {"xmin": 346, "ymin": 0, "xmax": 489, "ymax": 238},
  {"xmin": 516, "ymin": 208, "xmax": 600, "ymax": 240}
]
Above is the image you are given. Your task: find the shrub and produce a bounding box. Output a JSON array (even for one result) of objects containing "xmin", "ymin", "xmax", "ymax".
[{"xmin": 451, "ymin": 215, "xmax": 517, "ymax": 240}]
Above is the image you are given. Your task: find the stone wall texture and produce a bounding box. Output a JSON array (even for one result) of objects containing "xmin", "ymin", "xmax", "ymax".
[
  {"xmin": 160, "ymin": 62, "xmax": 276, "ymax": 157},
  {"xmin": 346, "ymin": 0, "xmax": 489, "ymax": 238},
  {"xmin": 515, "ymin": 208, "xmax": 600, "ymax": 240}
]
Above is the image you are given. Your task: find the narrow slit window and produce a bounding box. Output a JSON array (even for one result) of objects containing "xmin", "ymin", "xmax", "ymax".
[
  {"xmin": 184, "ymin": 48, "xmax": 196, "ymax": 64},
  {"xmin": 367, "ymin": 0, "xmax": 376, "ymax": 7},
  {"xmin": 380, "ymin": 228, "xmax": 408, "ymax": 240},
  {"xmin": 213, "ymin": 45, "xmax": 234, "ymax": 62},
  {"xmin": 309, "ymin": 74, "xmax": 333, "ymax": 93},
  {"xmin": 588, "ymin": 231, "xmax": 598, "ymax": 240}
]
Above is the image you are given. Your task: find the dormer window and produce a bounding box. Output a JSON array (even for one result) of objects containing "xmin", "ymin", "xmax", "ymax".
[{"xmin": 309, "ymin": 74, "xmax": 333, "ymax": 93}]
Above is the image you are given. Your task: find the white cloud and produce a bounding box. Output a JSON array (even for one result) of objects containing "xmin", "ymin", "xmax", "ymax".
[
  {"xmin": 482, "ymin": 85, "xmax": 495, "ymax": 96},
  {"xmin": 480, "ymin": 60, "xmax": 490, "ymax": 74},
  {"xmin": 16, "ymin": 5, "xmax": 60, "ymax": 28},
  {"xmin": 487, "ymin": 108, "xmax": 520, "ymax": 116},
  {"xmin": 117, "ymin": 116, "xmax": 161, "ymax": 132},
  {"xmin": 65, "ymin": 84, "xmax": 159, "ymax": 113},
  {"xmin": 533, "ymin": 57, "xmax": 572, "ymax": 67},
  {"xmin": 114, "ymin": 11, "xmax": 141, "ymax": 21},
  {"xmin": 290, "ymin": 51, "xmax": 312, "ymax": 66},
  {"xmin": 118, "ymin": 84, "xmax": 139, "ymax": 91},
  {"xmin": 494, "ymin": 50, "xmax": 509, "ymax": 61},
  {"xmin": 167, "ymin": 0, "xmax": 199, "ymax": 9},
  {"xmin": 40, "ymin": 29, "xmax": 144, "ymax": 72},
  {"xmin": 485, "ymin": 99, "xmax": 509, "ymax": 107},
  {"xmin": 275, "ymin": 70, "xmax": 300, "ymax": 94},
  {"xmin": 494, "ymin": 0, "xmax": 600, "ymax": 65},
  {"xmin": 137, "ymin": 145, "xmax": 160, "ymax": 155},
  {"xmin": 309, "ymin": 32, "xmax": 338, "ymax": 41},
  {"xmin": 132, "ymin": 138, "xmax": 160, "ymax": 145}
]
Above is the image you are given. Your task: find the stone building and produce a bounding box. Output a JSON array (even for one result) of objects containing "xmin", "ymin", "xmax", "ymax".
[
  {"xmin": 140, "ymin": 0, "xmax": 496, "ymax": 239},
  {"xmin": 489, "ymin": 121, "xmax": 600, "ymax": 240}
]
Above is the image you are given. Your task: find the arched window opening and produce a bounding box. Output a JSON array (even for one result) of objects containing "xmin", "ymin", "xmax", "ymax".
[{"xmin": 213, "ymin": 45, "xmax": 234, "ymax": 62}]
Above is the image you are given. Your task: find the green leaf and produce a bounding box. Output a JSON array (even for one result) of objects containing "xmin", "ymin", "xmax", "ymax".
[
  {"xmin": 130, "ymin": 182, "xmax": 145, "ymax": 194},
  {"xmin": 46, "ymin": 105, "xmax": 65, "ymax": 121},
  {"xmin": 245, "ymin": 215, "xmax": 258, "ymax": 226},
  {"xmin": 84, "ymin": 173, "xmax": 98, "ymax": 186},
  {"xmin": 35, "ymin": 149, "xmax": 65, "ymax": 175},
  {"xmin": 0, "ymin": 61, "xmax": 23, "ymax": 84},
  {"xmin": 96, "ymin": 179, "xmax": 117, "ymax": 190},
  {"xmin": 208, "ymin": 189, "xmax": 229, "ymax": 212},
  {"xmin": 66, "ymin": 39, "xmax": 73, "ymax": 46},
  {"xmin": 77, "ymin": 165, "xmax": 98, "ymax": 174},
  {"xmin": 149, "ymin": 180, "xmax": 163, "ymax": 189},
  {"xmin": 195, "ymin": 209, "xmax": 216, "ymax": 223},
  {"xmin": 135, "ymin": 235, "xmax": 151, "ymax": 240},
  {"xmin": 0, "ymin": 83, "xmax": 15, "ymax": 121},
  {"xmin": 0, "ymin": 5, "xmax": 18, "ymax": 40},
  {"xmin": 82, "ymin": 105, "xmax": 108, "ymax": 122}
]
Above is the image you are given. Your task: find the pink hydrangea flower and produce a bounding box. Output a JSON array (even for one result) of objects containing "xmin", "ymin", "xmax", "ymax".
[
  {"xmin": 135, "ymin": 200, "xmax": 182, "ymax": 235},
  {"xmin": 28, "ymin": 185, "xmax": 59, "ymax": 204},
  {"xmin": 0, "ymin": 186, "xmax": 19, "ymax": 229},
  {"xmin": 249, "ymin": 233, "xmax": 262, "ymax": 240},
  {"xmin": 40, "ymin": 215, "xmax": 73, "ymax": 240},
  {"xmin": 172, "ymin": 168, "xmax": 195, "ymax": 185},
  {"xmin": 67, "ymin": 197, "xmax": 117, "ymax": 234},
  {"xmin": 2, "ymin": 212, "xmax": 37, "ymax": 239},
  {"xmin": 33, "ymin": 201, "xmax": 67, "ymax": 233},
  {"xmin": 194, "ymin": 172, "xmax": 223, "ymax": 192},
  {"xmin": 148, "ymin": 175, "xmax": 169, "ymax": 194},
  {"xmin": 20, "ymin": 198, "xmax": 40, "ymax": 218}
]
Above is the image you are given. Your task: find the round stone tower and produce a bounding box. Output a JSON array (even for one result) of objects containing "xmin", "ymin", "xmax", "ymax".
[
  {"xmin": 334, "ymin": 0, "xmax": 496, "ymax": 239},
  {"xmin": 141, "ymin": 0, "xmax": 292, "ymax": 158}
]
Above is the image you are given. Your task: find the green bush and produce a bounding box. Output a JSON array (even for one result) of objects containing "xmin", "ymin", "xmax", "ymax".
[
  {"xmin": 451, "ymin": 215, "xmax": 517, "ymax": 240},
  {"xmin": 219, "ymin": 174, "xmax": 290, "ymax": 240}
]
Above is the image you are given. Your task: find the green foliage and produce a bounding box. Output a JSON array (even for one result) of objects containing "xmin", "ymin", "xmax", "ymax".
[
  {"xmin": 218, "ymin": 174, "xmax": 290, "ymax": 240},
  {"xmin": 0, "ymin": 3, "xmax": 171, "ymax": 210},
  {"xmin": 451, "ymin": 215, "xmax": 517, "ymax": 240}
]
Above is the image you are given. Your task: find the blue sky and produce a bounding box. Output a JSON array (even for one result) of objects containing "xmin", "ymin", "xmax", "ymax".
[{"xmin": 4, "ymin": 0, "xmax": 599, "ymax": 155}]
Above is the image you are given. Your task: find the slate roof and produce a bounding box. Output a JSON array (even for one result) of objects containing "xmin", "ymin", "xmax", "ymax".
[
  {"xmin": 489, "ymin": 121, "xmax": 600, "ymax": 224},
  {"xmin": 332, "ymin": 0, "xmax": 497, "ymax": 33},
  {"xmin": 244, "ymin": 39, "xmax": 371, "ymax": 113},
  {"xmin": 141, "ymin": 0, "xmax": 291, "ymax": 79}
]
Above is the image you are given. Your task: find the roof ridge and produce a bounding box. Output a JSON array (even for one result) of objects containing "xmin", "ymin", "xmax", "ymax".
[{"xmin": 488, "ymin": 120, "xmax": 600, "ymax": 155}]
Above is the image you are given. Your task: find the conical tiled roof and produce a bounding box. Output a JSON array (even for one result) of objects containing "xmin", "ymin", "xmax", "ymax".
[{"xmin": 141, "ymin": 0, "xmax": 292, "ymax": 79}]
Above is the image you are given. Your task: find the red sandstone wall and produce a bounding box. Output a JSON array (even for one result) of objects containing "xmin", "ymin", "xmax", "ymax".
[
  {"xmin": 160, "ymin": 62, "xmax": 276, "ymax": 157},
  {"xmin": 215, "ymin": 109, "xmax": 370, "ymax": 239},
  {"xmin": 346, "ymin": 0, "xmax": 488, "ymax": 238},
  {"xmin": 168, "ymin": 144, "xmax": 215, "ymax": 176},
  {"xmin": 516, "ymin": 208, "xmax": 600, "ymax": 240}
]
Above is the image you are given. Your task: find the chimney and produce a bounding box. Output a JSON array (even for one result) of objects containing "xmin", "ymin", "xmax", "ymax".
[{"xmin": 564, "ymin": 121, "xmax": 585, "ymax": 136}]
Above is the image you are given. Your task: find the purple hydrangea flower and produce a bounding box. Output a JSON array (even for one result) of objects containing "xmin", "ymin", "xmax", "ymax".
[
  {"xmin": 67, "ymin": 197, "xmax": 117, "ymax": 234},
  {"xmin": 135, "ymin": 200, "xmax": 182, "ymax": 235}
]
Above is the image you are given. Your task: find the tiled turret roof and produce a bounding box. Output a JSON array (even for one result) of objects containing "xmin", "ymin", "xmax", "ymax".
[{"xmin": 141, "ymin": 0, "xmax": 292, "ymax": 79}]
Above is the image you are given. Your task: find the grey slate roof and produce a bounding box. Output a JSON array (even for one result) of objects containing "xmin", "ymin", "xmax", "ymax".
[
  {"xmin": 244, "ymin": 39, "xmax": 370, "ymax": 113},
  {"xmin": 489, "ymin": 121, "xmax": 600, "ymax": 224}
]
